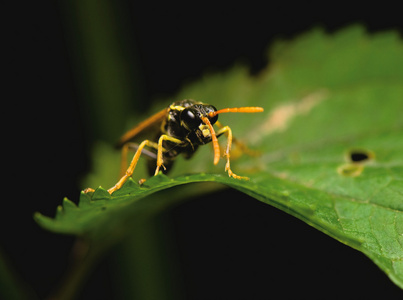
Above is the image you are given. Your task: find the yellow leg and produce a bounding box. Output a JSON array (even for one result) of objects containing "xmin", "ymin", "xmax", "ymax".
[
  {"xmin": 84, "ymin": 135, "xmax": 184, "ymax": 195},
  {"xmin": 107, "ymin": 140, "xmax": 161, "ymax": 194},
  {"xmin": 119, "ymin": 142, "xmax": 158, "ymax": 177},
  {"xmin": 215, "ymin": 125, "xmax": 249, "ymax": 180},
  {"xmin": 154, "ymin": 135, "xmax": 183, "ymax": 175}
]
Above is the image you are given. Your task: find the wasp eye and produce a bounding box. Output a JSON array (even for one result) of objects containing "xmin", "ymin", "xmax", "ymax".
[
  {"xmin": 180, "ymin": 108, "xmax": 200, "ymax": 129},
  {"xmin": 210, "ymin": 114, "xmax": 218, "ymax": 125},
  {"xmin": 205, "ymin": 105, "xmax": 218, "ymax": 124}
]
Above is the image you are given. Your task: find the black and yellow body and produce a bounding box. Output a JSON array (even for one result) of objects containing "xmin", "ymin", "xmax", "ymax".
[
  {"xmin": 147, "ymin": 99, "xmax": 220, "ymax": 175},
  {"xmin": 84, "ymin": 99, "xmax": 264, "ymax": 194}
]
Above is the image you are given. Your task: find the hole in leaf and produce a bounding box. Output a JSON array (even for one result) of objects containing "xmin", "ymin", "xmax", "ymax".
[
  {"xmin": 347, "ymin": 149, "xmax": 374, "ymax": 163},
  {"xmin": 350, "ymin": 152, "xmax": 368, "ymax": 162}
]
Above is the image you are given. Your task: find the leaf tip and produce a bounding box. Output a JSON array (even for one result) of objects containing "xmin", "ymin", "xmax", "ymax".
[
  {"xmin": 144, "ymin": 173, "xmax": 172, "ymax": 185},
  {"xmin": 33, "ymin": 212, "xmax": 54, "ymax": 230},
  {"xmin": 91, "ymin": 187, "xmax": 112, "ymax": 201},
  {"xmin": 63, "ymin": 197, "xmax": 78, "ymax": 211},
  {"xmin": 33, "ymin": 211, "xmax": 43, "ymax": 222}
]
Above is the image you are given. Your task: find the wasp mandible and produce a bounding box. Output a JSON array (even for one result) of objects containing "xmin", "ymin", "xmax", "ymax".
[{"xmin": 84, "ymin": 99, "xmax": 263, "ymax": 194}]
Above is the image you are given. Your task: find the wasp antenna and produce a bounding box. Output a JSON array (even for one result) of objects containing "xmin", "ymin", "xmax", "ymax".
[
  {"xmin": 201, "ymin": 117, "xmax": 220, "ymax": 165},
  {"xmin": 209, "ymin": 107, "xmax": 264, "ymax": 118}
]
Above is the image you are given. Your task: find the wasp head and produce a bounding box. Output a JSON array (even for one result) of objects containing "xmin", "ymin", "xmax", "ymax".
[{"xmin": 180, "ymin": 104, "xmax": 218, "ymax": 143}]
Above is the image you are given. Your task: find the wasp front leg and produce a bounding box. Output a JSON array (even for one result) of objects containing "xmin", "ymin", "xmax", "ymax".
[
  {"xmin": 215, "ymin": 125, "xmax": 249, "ymax": 180},
  {"xmin": 100, "ymin": 135, "xmax": 182, "ymax": 194},
  {"xmin": 84, "ymin": 140, "xmax": 160, "ymax": 194},
  {"xmin": 154, "ymin": 135, "xmax": 183, "ymax": 175},
  {"xmin": 106, "ymin": 140, "xmax": 162, "ymax": 194},
  {"xmin": 119, "ymin": 142, "xmax": 159, "ymax": 177}
]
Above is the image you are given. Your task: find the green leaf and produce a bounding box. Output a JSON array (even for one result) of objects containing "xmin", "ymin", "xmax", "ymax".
[{"xmin": 35, "ymin": 25, "xmax": 403, "ymax": 288}]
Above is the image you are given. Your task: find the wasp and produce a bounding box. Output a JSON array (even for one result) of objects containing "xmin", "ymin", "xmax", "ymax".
[{"xmin": 84, "ymin": 99, "xmax": 263, "ymax": 194}]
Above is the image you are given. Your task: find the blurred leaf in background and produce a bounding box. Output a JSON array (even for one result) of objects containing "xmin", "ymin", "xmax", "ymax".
[{"xmin": 58, "ymin": 0, "xmax": 145, "ymax": 143}]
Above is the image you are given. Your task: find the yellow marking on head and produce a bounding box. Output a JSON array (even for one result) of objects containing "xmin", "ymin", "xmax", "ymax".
[{"xmin": 199, "ymin": 124, "xmax": 211, "ymax": 137}]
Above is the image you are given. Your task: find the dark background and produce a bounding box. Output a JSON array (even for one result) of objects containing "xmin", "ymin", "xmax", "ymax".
[{"xmin": 5, "ymin": 1, "xmax": 402, "ymax": 299}]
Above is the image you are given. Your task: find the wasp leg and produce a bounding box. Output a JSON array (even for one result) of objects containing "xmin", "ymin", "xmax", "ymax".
[
  {"xmin": 107, "ymin": 140, "xmax": 162, "ymax": 194},
  {"xmin": 154, "ymin": 135, "xmax": 183, "ymax": 175},
  {"xmin": 215, "ymin": 125, "xmax": 249, "ymax": 180},
  {"xmin": 120, "ymin": 142, "xmax": 158, "ymax": 177}
]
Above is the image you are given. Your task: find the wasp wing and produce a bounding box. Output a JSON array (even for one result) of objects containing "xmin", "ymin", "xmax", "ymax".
[{"xmin": 116, "ymin": 108, "xmax": 168, "ymax": 147}]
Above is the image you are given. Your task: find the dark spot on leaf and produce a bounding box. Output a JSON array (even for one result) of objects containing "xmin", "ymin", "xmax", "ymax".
[
  {"xmin": 351, "ymin": 152, "xmax": 368, "ymax": 162},
  {"xmin": 101, "ymin": 207, "xmax": 107, "ymax": 211},
  {"xmin": 338, "ymin": 149, "xmax": 374, "ymax": 177},
  {"xmin": 347, "ymin": 149, "xmax": 374, "ymax": 163}
]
